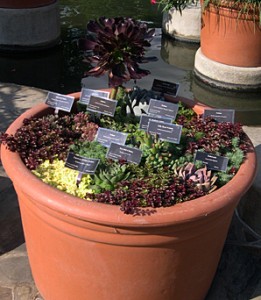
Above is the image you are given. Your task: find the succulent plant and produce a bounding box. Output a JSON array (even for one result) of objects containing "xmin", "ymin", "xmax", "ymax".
[
  {"xmin": 79, "ymin": 17, "xmax": 156, "ymax": 88},
  {"xmin": 72, "ymin": 112, "xmax": 99, "ymax": 142},
  {"xmin": 32, "ymin": 158, "xmax": 93, "ymax": 198},
  {"xmin": 91, "ymin": 160, "xmax": 132, "ymax": 193},
  {"xmin": 180, "ymin": 116, "xmax": 250, "ymax": 157},
  {"xmin": 175, "ymin": 162, "xmax": 218, "ymax": 193},
  {"xmin": 136, "ymin": 131, "xmax": 182, "ymax": 169},
  {"xmin": 70, "ymin": 140, "xmax": 107, "ymax": 160},
  {"xmin": 89, "ymin": 175, "xmax": 207, "ymax": 214},
  {"xmin": 0, "ymin": 114, "xmax": 84, "ymax": 169}
]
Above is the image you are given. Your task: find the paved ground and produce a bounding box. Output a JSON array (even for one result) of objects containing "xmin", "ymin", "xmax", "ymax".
[{"xmin": 0, "ymin": 82, "xmax": 261, "ymax": 300}]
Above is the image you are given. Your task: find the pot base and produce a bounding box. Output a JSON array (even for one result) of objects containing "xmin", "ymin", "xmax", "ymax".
[
  {"xmin": 194, "ymin": 48, "xmax": 261, "ymax": 91},
  {"xmin": 0, "ymin": 2, "xmax": 60, "ymax": 52}
]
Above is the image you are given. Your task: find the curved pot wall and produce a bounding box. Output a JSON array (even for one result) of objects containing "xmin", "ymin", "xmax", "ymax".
[
  {"xmin": 0, "ymin": 1, "xmax": 60, "ymax": 51},
  {"xmin": 1, "ymin": 98, "xmax": 257, "ymax": 300},
  {"xmin": 162, "ymin": 4, "xmax": 201, "ymax": 43},
  {"xmin": 201, "ymin": 5, "xmax": 261, "ymax": 67}
]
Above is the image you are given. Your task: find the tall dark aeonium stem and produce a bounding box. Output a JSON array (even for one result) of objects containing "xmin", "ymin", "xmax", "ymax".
[{"xmin": 79, "ymin": 17, "xmax": 156, "ymax": 92}]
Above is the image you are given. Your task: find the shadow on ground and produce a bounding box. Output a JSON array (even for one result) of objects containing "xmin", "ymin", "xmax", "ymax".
[
  {"xmin": 0, "ymin": 175, "xmax": 24, "ymax": 255},
  {"xmin": 0, "ymin": 83, "xmax": 48, "ymax": 132}
]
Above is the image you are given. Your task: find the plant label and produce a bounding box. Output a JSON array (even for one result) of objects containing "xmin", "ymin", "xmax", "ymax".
[
  {"xmin": 195, "ymin": 151, "xmax": 229, "ymax": 172},
  {"xmin": 87, "ymin": 95, "xmax": 117, "ymax": 117},
  {"xmin": 151, "ymin": 79, "xmax": 180, "ymax": 97},
  {"xmin": 203, "ymin": 109, "xmax": 235, "ymax": 123},
  {"xmin": 139, "ymin": 114, "xmax": 172, "ymax": 131},
  {"xmin": 65, "ymin": 151, "xmax": 100, "ymax": 175},
  {"xmin": 148, "ymin": 121, "xmax": 182, "ymax": 144},
  {"xmin": 79, "ymin": 88, "xmax": 110, "ymax": 105},
  {"xmin": 148, "ymin": 98, "xmax": 178, "ymax": 120},
  {"xmin": 107, "ymin": 143, "xmax": 142, "ymax": 165},
  {"xmin": 96, "ymin": 128, "xmax": 128, "ymax": 148},
  {"xmin": 45, "ymin": 92, "xmax": 74, "ymax": 113}
]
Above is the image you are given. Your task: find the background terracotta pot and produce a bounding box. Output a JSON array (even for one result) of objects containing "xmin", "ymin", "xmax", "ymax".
[
  {"xmin": 201, "ymin": 4, "xmax": 261, "ymax": 67},
  {"xmin": 0, "ymin": 97, "xmax": 257, "ymax": 300},
  {"xmin": 0, "ymin": 0, "xmax": 56, "ymax": 8}
]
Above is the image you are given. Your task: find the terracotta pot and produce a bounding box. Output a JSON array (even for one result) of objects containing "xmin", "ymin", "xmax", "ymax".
[
  {"xmin": 201, "ymin": 4, "xmax": 261, "ymax": 67},
  {"xmin": 0, "ymin": 0, "xmax": 56, "ymax": 9},
  {"xmin": 0, "ymin": 95, "xmax": 257, "ymax": 300}
]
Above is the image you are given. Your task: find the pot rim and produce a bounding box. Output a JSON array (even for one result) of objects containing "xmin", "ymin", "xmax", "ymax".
[
  {"xmin": 203, "ymin": 2, "xmax": 260, "ymax": 22},
  {"xmin": 1, "ymin": 96, "xmax": 257, "ymax": 228}
]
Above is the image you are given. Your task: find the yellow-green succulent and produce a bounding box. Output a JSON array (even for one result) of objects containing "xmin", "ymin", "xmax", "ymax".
[{"xmin": 32, "ymin": 159, "xmax": 93, "ymax": 199}]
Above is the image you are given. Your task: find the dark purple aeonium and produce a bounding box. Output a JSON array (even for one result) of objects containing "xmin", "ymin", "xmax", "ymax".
[{"xmin": 79, "ymin": 17, "xmax": 156, "ymax": 87}]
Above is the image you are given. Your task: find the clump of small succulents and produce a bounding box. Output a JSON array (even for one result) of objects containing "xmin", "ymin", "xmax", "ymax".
[
  {"xmin": 32, "ymin": 159, "xmax": 93, "ymax": 198},
  {"xmin": 0, "ymin": 89, "xmax": 251, "ymax": 214},
  {"xmin": 0, "ymin": 113, "xmax": 98, "ymax": 170},
  {"xmin": 0, "ymin": 16, "xmax": 253, "ymax": 214}
]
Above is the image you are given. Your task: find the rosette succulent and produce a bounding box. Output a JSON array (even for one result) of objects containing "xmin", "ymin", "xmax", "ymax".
[{"xmin": 79, "ymin": 17, "xmax": 156, "ymax": 87}]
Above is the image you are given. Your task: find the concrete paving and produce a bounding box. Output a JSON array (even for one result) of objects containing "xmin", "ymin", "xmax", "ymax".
[{"xmin": 0, "ymin": 82, "xmax": 261, "ymax": 300}]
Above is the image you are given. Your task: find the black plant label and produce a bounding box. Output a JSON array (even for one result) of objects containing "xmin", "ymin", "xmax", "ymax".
[
  {"xmin": 148, "ymin": 121, "xmax": 182, "ymax": 144},
  {"xmin": 95, "ymin": 128, "xmax": 128, "ymax": 148},
  {"xmin": 45, "ymin": 92, "xmax": 74, "ymax": 113},
  {"xmin": 151, "ymin": 79, "xmax": 179, "ymax": 97},
  {"xmin": 107, "ymin": 143, "xmax": 142, "ymax": 165},
  {"xmin": 65, "ymin": 151, "xmax": 100, "ymax": 175},
  {"xmin": 148, "ymin": 98, "xmax": 178, "ymax": 120},
  {"xmin": 195, "ymin": 152, "xmax": 229, "ymax": 172},
  {"xmin": 87, "ymin": 95, "xmax": 117, "ymax": 117},
  {"xmin": 139, "ymin": 114, "xmax": 172, "ymax": 131},
  {"xmin": 79, "ymin": 88, "xmax": 110, "ymax": 105},
  {"xmin": 203, "ymin": 109, "xmax": 235, "ymax": 123}
]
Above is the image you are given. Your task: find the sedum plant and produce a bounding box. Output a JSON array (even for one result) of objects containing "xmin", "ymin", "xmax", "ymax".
[
  {"xmin": 0, "ymin": 112, "xmax": 98, "ymax": 170},
  {"xmin": 32, "ymin": 159, "xmax": 93, "ymax": 199}
]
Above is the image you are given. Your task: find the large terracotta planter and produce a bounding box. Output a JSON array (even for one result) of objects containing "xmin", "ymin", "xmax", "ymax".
[
  {"xmin": 200, "ymin": 3, "xmax": 261, "ymax": 67},
  {"xmin": 1, "ymin": 95, "xmax": 257, "ymax": 300}
]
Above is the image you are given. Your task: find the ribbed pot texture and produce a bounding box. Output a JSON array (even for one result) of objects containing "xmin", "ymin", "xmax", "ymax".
[
  {"xmin": 201, "ymin": 4, "xmax": 261, "ymax": 67},
  {"xmin": 1, "ymin": 97, "xmax": 257, "ymax": 300}
]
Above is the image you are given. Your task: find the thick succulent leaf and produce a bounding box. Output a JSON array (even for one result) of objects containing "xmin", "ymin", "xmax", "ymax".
[
  {"xmin": 85, "ymin": 66, "xmax": 106, "ymax": 77},
  {"xmin": 79, "ymin": 38, "xmax": 98, "ymax": 51}
]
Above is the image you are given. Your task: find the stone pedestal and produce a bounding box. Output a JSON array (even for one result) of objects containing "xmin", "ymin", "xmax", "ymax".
[
  {"xmin": 0, "ymin": 1, "xmax": 60, "ymax": 52},
  {"xmin": 194, "ymin": 48, "xmax": 261, "ymax": 91}
]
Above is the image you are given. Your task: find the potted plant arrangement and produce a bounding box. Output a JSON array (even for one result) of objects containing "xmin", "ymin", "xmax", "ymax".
[
  {"xmin": 0, "ymin": 16, "xmax": 257, "ymax": 300},
  {"xmin": 194, "ymin": 0, "xmax": 261, "ymax": 89},
  {"xmin": 151, "ymin": 0, "xmax": 201, "ymax": 42},
  {"xmin": 200, "ymin": 0, "xmax": 261, "ymax": 67}
]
